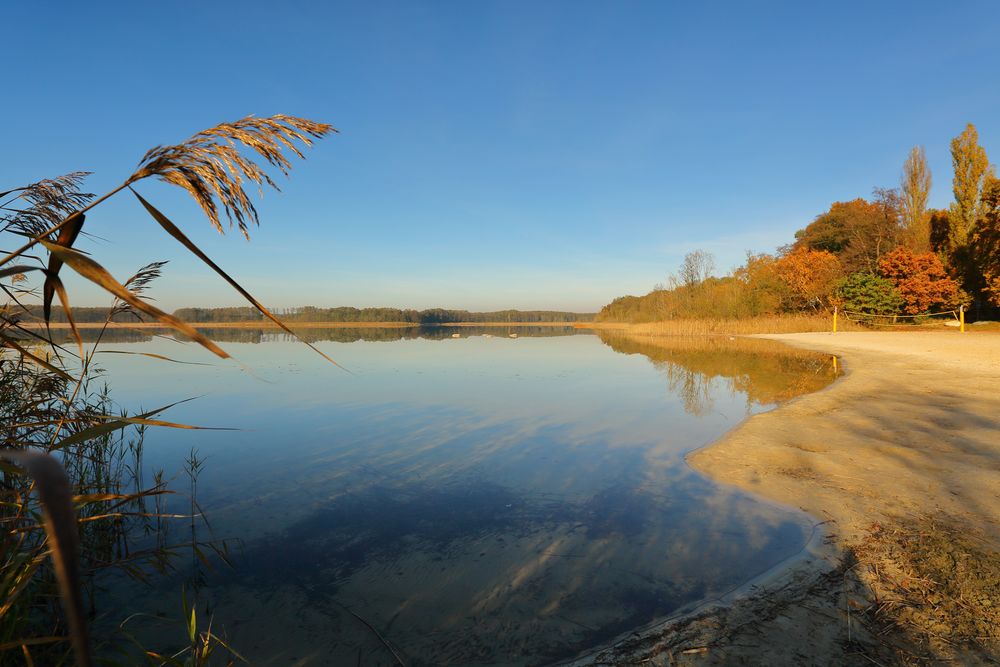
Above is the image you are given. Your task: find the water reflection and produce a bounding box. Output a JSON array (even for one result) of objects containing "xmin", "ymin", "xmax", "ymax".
[
  {"xmin": 93, "ymin": 330, "xmax": 838, "ymax": 665},
  {"xmin": 213, "ymin": 476, "xmax": 803, "ymax": 665},
  {"xmin": 598, "ymin": 332, "xmax": 840, "ymax": 414},
  {"xmin": 42, "ymin": 324, "xmax": 585, "ymax": 345}
]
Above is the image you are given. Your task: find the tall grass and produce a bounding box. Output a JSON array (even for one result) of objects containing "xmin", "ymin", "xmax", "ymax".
[
  {"xmin": 1, "ymin": 114, "xmax": 333, "ymax": 665},
  {"xmin": 587, "ymin": 314, "xmax": 862, "ymax": 336},
  {"xmin": 0, "ymin": 338, "xmax": 164, "ymax": 665}
]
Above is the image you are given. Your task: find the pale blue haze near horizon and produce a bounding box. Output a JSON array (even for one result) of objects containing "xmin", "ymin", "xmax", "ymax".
[{"xmin": 6, "ymin": 1, "xmax": 1000, "ymax": 311}]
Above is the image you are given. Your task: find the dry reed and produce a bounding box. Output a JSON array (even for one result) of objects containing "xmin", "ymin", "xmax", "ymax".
[
  {"xmin": 590, "ymin": 314, "xmax": 862, "ymax": 336},
  {"xmin": 129, "ymin": 115, "xmax": 334, "ymax": 238},
  {"xmin": 0, "ymin": 172, "xmax": 93, "ymax": 238},
  {"xmin": 1, "ymin": 114, "xmax": 335, "ymax": 665}
]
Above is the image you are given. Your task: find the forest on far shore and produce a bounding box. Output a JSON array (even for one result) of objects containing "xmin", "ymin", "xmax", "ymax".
[
  {"xmin": 8, "ymin": 304, "xmax": 594, "ymax": 324},
  {"xmin": 599, "ymin": 123, "xmax": 1000, "ymax": 324},
  {"xmin": 172, "ymin": 306, "xmax": 594, "ymax": 323}
]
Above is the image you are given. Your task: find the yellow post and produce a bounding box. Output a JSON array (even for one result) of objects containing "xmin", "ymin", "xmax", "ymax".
[
  {"xmin": 960, "ymin": 305, "xmax": 965, "ymax": 333},
  {"xmin": 833, "ymin": 306, "xmax": 838, "ymax": 333}
]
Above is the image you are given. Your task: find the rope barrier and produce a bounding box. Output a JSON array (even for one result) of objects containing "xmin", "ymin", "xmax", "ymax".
[
  {"xmin": 835, "ymin": 305, "xmax": 965, "ymax": 331},
  {"xmin": 840, "ymin": 309, "xmax": 958, "ymax": 319}
]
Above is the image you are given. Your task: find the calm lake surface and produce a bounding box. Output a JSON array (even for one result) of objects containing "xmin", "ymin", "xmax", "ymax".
[{"xmin": 92, "ymin": 327, "xmax": 839, "ymax": 665}]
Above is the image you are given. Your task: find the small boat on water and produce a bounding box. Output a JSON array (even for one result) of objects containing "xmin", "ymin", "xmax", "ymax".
[
  {"xmin": 451, "ymin": 333, "xmax": 461, "ymax": 338},
  {"xmin": 509, "ymin": 333, "xmax": 518, "ymax": 338}
]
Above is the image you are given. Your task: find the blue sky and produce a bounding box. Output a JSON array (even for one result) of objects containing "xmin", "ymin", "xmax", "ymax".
[{"xmin": 6, "ymin": 1, "xmax": 1000, "ymax": 312}]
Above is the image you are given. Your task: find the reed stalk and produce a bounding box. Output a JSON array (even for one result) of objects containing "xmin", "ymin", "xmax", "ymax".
[{"xmin": 1, "ymin": 114, "xmax": 334, "ymax": 664}]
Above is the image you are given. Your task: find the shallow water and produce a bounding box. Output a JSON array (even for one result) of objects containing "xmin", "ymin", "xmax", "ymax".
[{"xmin": 91, "ymin": 328, "xmax": 838, "ymax": 665}]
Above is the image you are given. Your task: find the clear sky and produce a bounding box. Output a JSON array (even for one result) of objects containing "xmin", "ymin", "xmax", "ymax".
[{"xmin": 6, "ymin": 1, "xmax": 1000, "ymax": 312}]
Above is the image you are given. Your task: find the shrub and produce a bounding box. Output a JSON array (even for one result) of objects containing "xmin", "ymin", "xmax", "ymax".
[{"xmin": 835, "ymin": 272, "xmax": 905, "ymax": 317}]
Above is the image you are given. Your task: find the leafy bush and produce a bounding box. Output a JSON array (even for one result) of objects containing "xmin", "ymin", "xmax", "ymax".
[{"xmin": 835, "ymin": 272, "xmax": 904, "ymax": 317}]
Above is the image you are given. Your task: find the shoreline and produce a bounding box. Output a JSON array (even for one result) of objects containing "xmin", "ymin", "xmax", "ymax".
[
  {"xmin": 692, "ymin": 331, "xmax": 1000, "ymax": 543},
  {"xmin": 574, "ymin": 330, "xmax": 1000, "ymax": 665},
  {"xmin": 565, "ymin": 513, "xmax": 843, "ymax": 666}
]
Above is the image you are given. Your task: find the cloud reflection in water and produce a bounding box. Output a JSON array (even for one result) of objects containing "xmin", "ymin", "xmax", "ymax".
[{"xmin": 93, "ymin": 329, "xmax": 837, "ymax": 665}]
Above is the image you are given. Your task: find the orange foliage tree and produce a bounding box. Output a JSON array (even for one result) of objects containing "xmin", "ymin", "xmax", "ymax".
[
  {"xmin": 877, "ymin": 247, "xmax": 964, "ymax": 314},
  {"xmin": 773, "ymin": 249, "xmax": 842, "ymax": 311},
  {"xmin": 793, "ymin": 197, "xmax": 900, "ymax": 274}
]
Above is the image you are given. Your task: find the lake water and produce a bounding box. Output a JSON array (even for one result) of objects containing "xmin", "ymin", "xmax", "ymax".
[{"xmin": 90, "ymin": 327, "xmax": 839, "ymax": 665}]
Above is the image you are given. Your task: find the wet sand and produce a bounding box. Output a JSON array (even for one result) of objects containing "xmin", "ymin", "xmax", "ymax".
[{"xmin": 573, "ymin": 331, "xmax": 1000, "ymax": 666}]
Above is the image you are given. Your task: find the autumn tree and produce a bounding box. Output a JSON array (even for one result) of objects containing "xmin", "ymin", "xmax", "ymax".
[
  {"xmin": 877, "ymin": 247, "xmax": 964, "ymax": 314},
  {"xmin": 793, "ymin": 195, "xmax": 900, "ymax": 273},
  {"xmin": 900, "ymin": 146, "xmax": 932, "ymax": 251},
  {"xmin": 733, "ymin": 252, "xmax": 784, "ymax": 314},
  {"xmin": 950, "ymin": 123, "xmax": 993, "ymax": 248},
  {"xmin": 773, "ymin": 249, "xmax": 842, "ymax": 311},
  {"xmin": 971, "ymin": 176, "xmax": 1000, "ymax": 307}
]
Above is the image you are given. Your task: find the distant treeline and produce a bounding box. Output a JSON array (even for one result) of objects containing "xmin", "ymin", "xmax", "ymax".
[
  {"xmin": 171, "ymin": 306, "xmax": 594, "ymax": 323},
  {"xmin": 9, "ymin": 304, "xmax": 593, "ymax": 324},
  {"xmin": 5, "ymin": 305, "xmax": 141, "ymax": 323}
]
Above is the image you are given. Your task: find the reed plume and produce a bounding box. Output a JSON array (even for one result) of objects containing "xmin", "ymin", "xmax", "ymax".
[
  {"xmin": 0, "ymin": 172, "xmax": 94, "ymax": 239},
  {"xmin": 112, "ymin": 260, "xmax": 169, "ymax": 319},
  {"xmin": 1, "ymin": 114, "xmax": 338, "ymax": 363},
  {"xmin": 1, "ymin": 114, "xmax": 337, "ymax": 664},
  {"xmin": 128, "ymin": 115, "xmax": 336, "ymax": 238}
]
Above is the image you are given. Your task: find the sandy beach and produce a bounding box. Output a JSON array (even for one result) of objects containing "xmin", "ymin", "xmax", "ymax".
[{"xmin": 574, "ymin": 330, "xmax": 1000, "ymax": 666}]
